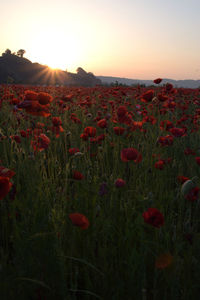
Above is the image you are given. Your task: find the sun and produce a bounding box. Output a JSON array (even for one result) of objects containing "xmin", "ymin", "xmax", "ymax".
[
  {"xmin": 29, "ymin": 29, "xmax": 82, "ymax": 72},
  {"xmin": 44, "ymin": 42, "xmax": 80, "ymax": 71}
]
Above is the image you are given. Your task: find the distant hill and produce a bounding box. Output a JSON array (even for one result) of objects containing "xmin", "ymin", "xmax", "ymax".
[
  {"xmin": 0, "ymin": 53, "xmax": 101, "ymax": 87},
  {"xmin": 2, "ymin": 53, "xmax": 200, "ymax": 88},
  {"xmin": 97, "ymin": 76, "xmax": 200, "ymax": 88}
]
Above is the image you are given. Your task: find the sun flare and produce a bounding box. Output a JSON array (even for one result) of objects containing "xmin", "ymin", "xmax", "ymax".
[{"xmin": 29, "ymin": 29, "xmax": 82, "ymax": 72}]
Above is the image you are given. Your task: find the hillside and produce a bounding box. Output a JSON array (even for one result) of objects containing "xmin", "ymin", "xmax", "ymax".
[
  {"xmin": 0, "ymin": 53, "xmax": 101, "ymax": 87},
  {"xmin": 97, "ymin": 75, "xmax": 200, "ymax": 88},
  {"xmin": 1, "ymin": 53, "xmax": 200, "ymax": 88}
]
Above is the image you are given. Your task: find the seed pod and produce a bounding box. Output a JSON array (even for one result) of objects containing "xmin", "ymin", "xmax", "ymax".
[{"xmin": 181, "ymin": 180, "xmax": 196, "ymax": 197}]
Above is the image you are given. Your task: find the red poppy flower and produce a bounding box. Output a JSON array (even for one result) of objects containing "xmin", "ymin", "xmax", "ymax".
[
  {"xmin": 72, "ymin": 170, "xmax": 84, "ymax": 180},
  {"xmin": 195, "ymin": 157, "xmax": 200, "ymax": 165},
  {"xmin": 51, "ymin": 125, "xmax": 64, "ymax": 138},
  {"xmin": 154, "ymin": 78, "xmax": 162, "ymax": 84},
  {"xmin": 10, "ymin": 98, "xmax": 21, "ymax": 105},
  {"xmin": 19, "ymin": 100, "xmax": 51, "ymax": 117},
  {"xmin": 69, "ymin": 213, "xmax": 89, "ymax": 229},
  {"xmin": 0, "ymin": 176, "xmax": 12, "ymax": 200},
  {"xmin": 84, "ymin": 126, "xmax": 96, "ymax": 137},
  {"xmin": 62, "ymin": 94, "xmax": 74, "ymax": 102},
  {"xmin": 69, "ymin": 148, "xmax": 80, "ymax": 155},
  {"xmin": 177, "ymin": 176, "xmax": 190, "ymax": 184},
  {"xmin": 143, "ymin": 115, "xmax": 157, "ymax": 125},
  {"xmin": 158, "ymin": 94, "xmax": 168, "ymax": 102},
  {"xmin": 141, "ymin": 90, "xmax": 154, "ymax": 102},
  {"xmin": 33, "ymin": 128, "xmax": 43, "ymax": 136},
  {"xmin": 80, "ymin": 133, "xmax": 89, "ymax": 141},
  {"xmin": 52, "ymin": 117, "xmax": 62, "ymax": 127},
  {"xmin": 89, "ymin": 137, "xmax": 98, "ymax": 144},
  {"xmin": 155, "ymin": 160, "xmax": 165, "ymax": 170},
  {"xmin": 132, "ymin": 121, "xmax": 144, "ymax": 130},
  {"xmin": 10, "ymin": 135, "xmax": 21, "ymax": 144},
  {"xmin": 143, "ymin": 207, "xmax": 164, "ymax": 228},
  {"xmin": 36, "ymin": 122, "xmax": 45, "ymax": 129},
  {"xmin": 117, "ymin": 106, "xmax": 127, "ymax": 118},
  {"xmin": 38, "ymin": 134, "xmax": 50, "ymax": 149},
  {"xmin": 96, "ymin": 134, "xmax": 106, "ymax": 144},
  {"xmin": 157, "ymin": 135, "xmax": 174, "ymax": 147},
  {"xmin": 97, "ymin": 119, "xmax": 107, "ymax": 129},
  {"xmin": 163, "ymin": 100, "xmax": 176, "ymax": 109},
  {"xmin": 169, "ymin": 127, "xmax": 186, "ymax": 137},
  {"xmin": 165, "ymin": 83, "xmax": 173, "ymax": 91},
  {"xmin": 160, "ymin": 120, "xmax": 174, "ymax": 131},
  {"xmin": 20, "ymin": 130, "xmax": 27, "ymax": 138},
  {"xmin": 26, "ymin": 128, "xmax": 32, "ymax": 138},
  {"xmin": 24, "ymin": 90, "xmax": 38, "ymax": 101},
  {"xmin": 115, "ymin": 178, "xmax": 126, "ymax": 187},
  {"xmin": 70, "ymin": 114, "xmax": 82, "ymax": 124},
  {"xmin": 113, "ymin": 127, "xmax": 125, "ymax": 135},
  {"xmin": 37, "ymin": 92, "xmax": 53, "ymax": 105},
  {"xmin": 31, "ymin": 134, "xmax": 50, "ymax": 152},
  {"xmin": 121, "ymin": 148, "xmax": 142, "ymax": 163}
]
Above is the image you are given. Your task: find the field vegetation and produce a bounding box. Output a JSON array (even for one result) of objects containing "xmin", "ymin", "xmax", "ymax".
[{"xmin": 0, "ymin": 80, "xmax": 200, "ymax": 299}]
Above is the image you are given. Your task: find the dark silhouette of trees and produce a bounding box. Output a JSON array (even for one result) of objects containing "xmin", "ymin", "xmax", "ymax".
[
  {"xmin": 76, "ymin": 67, "xmax": 87, "ymax": 76},
  {"xmin": 2, "ymin": 49, "xmax": 12, "ymax": 56},
  {"xmin": 17, "ymin": 49, "xmax": 26, "ymax": 58},
  {"xmin": 1, "ymin": 49, "xmax": 26, "ymax": 57},
  {"xmin": 0, "ymin": 51, "xmax": 101, "ymax": 86}
]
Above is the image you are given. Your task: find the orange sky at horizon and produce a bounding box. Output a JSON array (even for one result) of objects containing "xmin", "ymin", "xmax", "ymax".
[{"xmin": 1, "ymin": 0, "xmax": 200, "ymax": 80}]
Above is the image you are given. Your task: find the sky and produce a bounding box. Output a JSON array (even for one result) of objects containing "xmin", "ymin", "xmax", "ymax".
[{"xmin": 1, "ymin": 0, "xmax": 200, "ymax": 80}]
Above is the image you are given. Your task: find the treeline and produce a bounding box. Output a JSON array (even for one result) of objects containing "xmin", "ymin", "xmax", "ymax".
[
  {"xmin": 0, "ymin": 49, "xmax": 101, "ymax": 87},
  {"xmin": 2, "ymin": 48, "xmax": 26, "ymax": 58}
]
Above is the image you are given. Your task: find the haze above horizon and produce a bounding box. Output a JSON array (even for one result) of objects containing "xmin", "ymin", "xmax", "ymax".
[{"xmin": 1, "ymin": 0, "xmax": 200, "ymax": 80}]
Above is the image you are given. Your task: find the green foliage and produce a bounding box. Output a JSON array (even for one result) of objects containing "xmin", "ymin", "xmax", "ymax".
[{"xmin": 0, "ymin": 84, "xmax": 200, "ymax": 299}]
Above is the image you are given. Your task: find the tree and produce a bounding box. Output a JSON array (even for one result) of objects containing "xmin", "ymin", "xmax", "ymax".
[
  {"xmin": 2, "ymin": 49, "xmax": 12, "ymax": 56},
  {"xmin": 17, "ymin": 49, "xmax": 26, "ymax": 58},
  {"xmin": 76, "ymin": 67, "xmax": 87, "ymax": 76}
]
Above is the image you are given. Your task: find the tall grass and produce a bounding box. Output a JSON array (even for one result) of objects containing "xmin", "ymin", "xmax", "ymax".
[{"xmin": 0, "ymin": 84, "xmax": 200, "ymax": 299}]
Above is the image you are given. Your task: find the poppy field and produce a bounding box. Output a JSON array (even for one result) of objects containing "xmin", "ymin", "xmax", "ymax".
[{"xmin": 0, "ymin": 80, "xmax": 200, "ymax": 299}]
